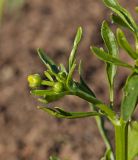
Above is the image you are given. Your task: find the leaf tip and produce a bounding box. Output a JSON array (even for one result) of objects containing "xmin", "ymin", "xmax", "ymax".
[
  {"xmin": 90, "ymin": 46, "xmax": 93, "ymax": 50},
  {"xmin": 116, "ymin": 27, "xmax": 122, "ymax": 34},
  {"xmin": 90, "ymin": 46, "xmax": 95, "ymax": 53},
  {"xmin": 102, "ymin": 20, "xmax": 108, "ymax": 27},
  {"xmin": 30, "ymin": 90, "xmax": 33, "ymax": 95},
  {"xmin": 78, "ymin": 26, "xmax": 83, "ymax": 34}
]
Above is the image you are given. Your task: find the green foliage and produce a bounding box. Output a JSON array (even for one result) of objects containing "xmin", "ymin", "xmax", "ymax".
[
  {"xmin": 101, "ymin": 21, "xmax": 118, "ymax": 104},
  {"xmin": 27, "ymin": 0, "xmax": 138, "ymax": 159},
  {"xmin": 38, "ymin": 106, "xmax": 100, "ymax": 119},
  {"xmin": 121, "ymin": 74, "xmax": 138, "ymax": 121},
  {"xmin": 111, "ymin": 14, "xmax": 130, "ymax": 29},
  {"xmin": 128, "ymin": 121, "xmax": 138, "ymax": 160},
  {"xmin": 101, "ymin": 149, "xmax": 114, "ymax": 160},
  {"xmin": 38, "ymin": 48, "xmax": 59, "ymax": 74},
  {"xmin": 68, "ymin": 27, "xmax": 82, "ymax": 71},
  {"xmin": 116, "ymin": 28, "xmax": 138, "ymax": 59},
  {"xmin": 103, "ymin": 0, "xmax": 138, "ymax": 33},
  {"xmin": 30, "ymin": 28, "xmax": 116, "ymax": 121},
  {"xmin": 91, "ymin": 47, "xmax": 133, "ymax": 69}
]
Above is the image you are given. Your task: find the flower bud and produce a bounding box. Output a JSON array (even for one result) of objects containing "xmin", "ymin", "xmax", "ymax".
[
  {"xmin": 53, "ymin": 82, "xmax": 64, "ymax": 93},
  {"xmin": 28, "ymin": 74, "xmax": 42, "ymax": 88}
]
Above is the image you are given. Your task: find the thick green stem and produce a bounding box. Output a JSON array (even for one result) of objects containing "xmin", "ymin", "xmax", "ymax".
[
  {"xmin": 89, "ymin": 104, "xmax": 114, "ymax": 159},
  {"xmin": 115, "ymin": 121, "xmax": 128, "ymax": 160}
]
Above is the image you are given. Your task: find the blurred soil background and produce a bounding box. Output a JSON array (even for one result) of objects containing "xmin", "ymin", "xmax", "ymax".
[{"xmin": 0, "ymin": 0, "xmax": 138, "ymax": 160}]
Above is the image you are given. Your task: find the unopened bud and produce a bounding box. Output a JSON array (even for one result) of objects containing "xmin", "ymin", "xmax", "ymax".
[
  {"xmin": 53, "ymin": 82, "xmax": 64, "ymax": 93},
  {"xmin": 28, "ymin": 74, "xmax": 42, "ymax": 88}
]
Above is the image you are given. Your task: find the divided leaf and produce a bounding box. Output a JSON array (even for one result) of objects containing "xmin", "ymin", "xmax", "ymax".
[
  {"xmin": 39, "ymin": 106, "xmax": 100, "ymax": 119},
  {"xmin": 117, "ymin": 28, "xmax": 138, "ymax": 59},
  {"xmin": 103, "ymin": 0, "xmax": 138, "ymax": 33},
  {"xmin": 101, "ymin": 21, "xmax": 118, "ymax": 100},
  {"xmin": 37, "ymin": 48, "xmax": 59, "ymax": 73},
  {"xmin": 91, "ymin": 47, "xmax": 133, "ymax": 69},
  {"xmin": 128, "ymin": 121, "xmax": 138, "ymax": 160},
  {"xmin": 121, "ymin": 74, "xmax": 138, "ymax": 121}
]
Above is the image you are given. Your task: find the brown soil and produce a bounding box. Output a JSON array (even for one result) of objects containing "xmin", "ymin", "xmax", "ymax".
[{"xmin": 0, "ymin": 0, "xmax": 137, "ymax": 160}]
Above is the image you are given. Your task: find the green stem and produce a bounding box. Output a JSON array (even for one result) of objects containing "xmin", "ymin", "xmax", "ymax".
[
  {"xmin": 114, "ymin": 120, "xmax": 128, "ymax": 160},
  {"xmin": 109, "ymin": 86, "xmax": 114, "ymax": 109},
  {"xmin": 89, "ymin": 104, "xmax": 114, "ymax": 157},
  {"xmin": 72, "ymin": 89, "xmax": 116, "ymax": 121},
  {"xmin": 95, "ymin": 116, "xmax": 114, "ymax": 159}
]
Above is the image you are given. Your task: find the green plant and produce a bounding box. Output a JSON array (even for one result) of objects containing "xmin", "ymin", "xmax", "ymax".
[{"xmin": 27, "ymin": 0, "xmax": 138, "ymax": 159}]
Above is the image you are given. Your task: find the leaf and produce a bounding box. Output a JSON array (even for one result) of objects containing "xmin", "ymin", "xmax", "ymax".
[
  {"xmin": 37, "ymin": 48, "xmax": 59, "ymax": 73},
  {"xmin": 72, "ymin": 89, "xmax": 116, "ymax": 120},
  {"xmin": 38, "ymin": 106, "xmax": 100, "ymax": 119},
  {"xmin": 101, "ymin": 21, "xmax": 118, "ymax": 58},
  {"xmin": 41, "ymin": 81, "xmax": 55, "ymax": 86},
  {"xmin": 31, "ymin": 89, "xmax": 56, "ymax": 96},
  {"xmin": 128, "ymin": 121, "xmax": 138, "ymax": 160},
  {"xmin": 103, "ymin": 0, "xmax": 138, "ymax": 33},
  {"xmin": 78, "ymin": 61, "xmax": 96, "ymax": 96},
  {"xmin": 101, "ymin": 21, "xmax": 118, "ymax": 101},
  {"xmin": 121, "ymin": 74, "xmax": 138, "ymax": 121},
  {"xmin": 117, "ymin": 28, "xmax": 138, "ymax": 59},
  {"xmin": 66, "ymin": 63, "xmax": 76, "ymax": 88},
  {"xmin": 91, "ymin": 47, "xmax": 133, "ymax": 69},
  {"xmin": 44, "ymin": 71, "xmax": 54, "ymax": 81},
  {"xmin": 46, "ymin": 69, "xmax": 61, "ymax": 82},
  {"xmin": 68, "ymin": 27, "xmax": 82, "ymax": 71},
  {"xmin": 79, "ymin": 78, "xmax": 95, "ymax": 97},
  {"xmin": 111, "ymin": 14, "xmax": 130, "ymax": 29},
  {"xmin": 59, "ymin": 64, "xmax": 67, "ymax": 74}
]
